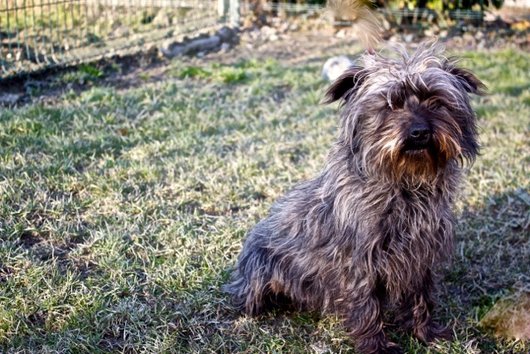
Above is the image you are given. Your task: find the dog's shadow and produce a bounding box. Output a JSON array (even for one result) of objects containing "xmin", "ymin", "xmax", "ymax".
[
  {"xmin": 440, "ymin": 187, "xmax": 528, "ymax": 307},
  {"xmin": 435, "ymin": 187, "xmax": 529, "ymax": 348}
]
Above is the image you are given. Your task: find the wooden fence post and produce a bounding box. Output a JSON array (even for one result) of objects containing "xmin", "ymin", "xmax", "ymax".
[
  {"xmin": 219, "ymin": 0, "xmax": 229, "ymax": 20},
  {"xmin": 229, "ymin": 0, "xmax": 240, "ymax": 27}
]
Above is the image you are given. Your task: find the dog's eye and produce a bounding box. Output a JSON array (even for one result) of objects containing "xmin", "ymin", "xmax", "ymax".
[
  {"xmin": 418, "ymin": 91, "xmax": 435, "ymax": 102},
  {"xmin": 390, "ymin": 94, "xmax": 405, "ymax": 110},
  {"xmin": 392, "ymin": 99, "xmax": 404, "ymax": 110}
]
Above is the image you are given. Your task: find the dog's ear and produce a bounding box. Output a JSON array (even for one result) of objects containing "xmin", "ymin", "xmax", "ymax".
[
  {"xmin": 449, "ymin": 67, "xmax": 486, "ymax": 95},
  {"xmin": 323, "ymin": 66, "xmax": 366, "ymax": 104}
]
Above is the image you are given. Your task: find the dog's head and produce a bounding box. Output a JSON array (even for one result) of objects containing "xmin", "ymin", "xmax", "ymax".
[{"xmin": 325, "ymin": 43, "xmax": 484, "ymax": 181}]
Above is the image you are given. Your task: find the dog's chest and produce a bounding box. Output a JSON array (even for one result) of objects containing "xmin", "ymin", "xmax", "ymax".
[{"xmin": 368, "ymin": 188, "xmax": 453, "ymax": 289}]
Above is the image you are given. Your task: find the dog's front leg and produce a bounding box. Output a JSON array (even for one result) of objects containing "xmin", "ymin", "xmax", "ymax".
[
  {"xmin": 410, "ymin": 270, "xmax": 452, "ymax": 343},
  {"xmin": 344, "ymin": 291, "xmax": 403, "ymax": 354}
]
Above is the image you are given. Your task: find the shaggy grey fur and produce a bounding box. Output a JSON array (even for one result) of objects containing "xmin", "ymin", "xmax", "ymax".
[{"xmin": 225, "ymin": 42, "xmax": 484, "ymax": 354}]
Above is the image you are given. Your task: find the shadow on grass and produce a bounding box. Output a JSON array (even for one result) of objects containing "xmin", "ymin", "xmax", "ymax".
[
  {"xmin": 438, "ymin": 187, "xmax": 529, "ymax": 352},
  {"xmin": 497, "ymin": 83, "xmax": 530, "ymax": 97}
]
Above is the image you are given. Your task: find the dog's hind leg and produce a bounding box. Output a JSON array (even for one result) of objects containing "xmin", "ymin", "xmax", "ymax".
[
  {"xmin": 225, "ymin": 224, "xmax": 291, "ymax": 315},
  {"xmin": 224, "ymin": 249, "xmax": 272, "ymax": 315}
]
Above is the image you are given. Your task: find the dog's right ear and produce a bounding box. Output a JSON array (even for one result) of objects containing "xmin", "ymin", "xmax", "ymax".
[{"xmin": 323, "ymin": 66, "xmax": 366, "ymax": 104}]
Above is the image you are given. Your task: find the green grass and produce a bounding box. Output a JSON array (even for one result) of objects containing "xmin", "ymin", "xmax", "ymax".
[{"xmin": 0, "ymin": 48, "xmax": 529, "ymax": 353}]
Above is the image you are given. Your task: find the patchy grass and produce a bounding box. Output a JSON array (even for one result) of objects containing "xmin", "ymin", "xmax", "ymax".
[
  {"xmin": 172, "ymin": 59, "xmax": 280, "ymax": 84},
  {"xmin": 0, "ymin": 47, "xmax": 528, "ymax": 353},
  {"xmin": 59, "ymin": 64, "xmax": 105, "ymax": 86}
]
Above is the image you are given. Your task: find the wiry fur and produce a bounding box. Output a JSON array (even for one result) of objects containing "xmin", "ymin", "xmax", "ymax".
[{"xmin": 225, "ymin": 43, "xmax": 484, "ymax": 354}]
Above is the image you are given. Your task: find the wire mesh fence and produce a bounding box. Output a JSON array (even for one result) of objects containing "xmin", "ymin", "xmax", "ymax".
[
  {"xmin": 1, "ymin": 0, "xmax": 486, "ymax": 78},
  {"xmin": 0, "ymin": 0, "xmax": 227, "ymax": 77}
]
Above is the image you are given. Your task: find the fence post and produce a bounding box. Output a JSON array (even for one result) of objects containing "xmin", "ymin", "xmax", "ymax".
[
  {"xmin": 229, "ymin": 0, "xmax": 240, "ymax": 27},
  {"xmin": 219, "ymin": 0, "xmax": 229, "ymax": 20}
]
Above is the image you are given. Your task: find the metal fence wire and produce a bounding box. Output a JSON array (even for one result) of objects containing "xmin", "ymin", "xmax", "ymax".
[{"xmin": 0, "ymin": 0, "xmax": 227, "ymax": 77}]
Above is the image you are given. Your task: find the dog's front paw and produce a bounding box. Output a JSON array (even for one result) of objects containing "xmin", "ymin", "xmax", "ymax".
[
  {"xmin": 414, "ymin": 321, "xmax": 453, "ymax": 344},
  {"xmin": 356, "ymin": 334, "xmax": 404, "ymax": 354}
]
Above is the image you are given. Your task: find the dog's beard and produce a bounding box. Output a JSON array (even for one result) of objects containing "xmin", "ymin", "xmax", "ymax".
[
  {"xmin": 397, "ymin": 147, "xmax": 438, "ymax": 179},
  {"xmin": 360, "ymin": 130, "xmax": 462, "ymax": 181},
  {"xmin": 405, "ymin": 132, "xmax": 465, "ymax": 177}
]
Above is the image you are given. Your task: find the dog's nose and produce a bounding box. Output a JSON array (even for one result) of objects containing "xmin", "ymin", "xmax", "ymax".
[{"xmin": 408, "ymin": 123, "xmax": 431, "ymax": 142}]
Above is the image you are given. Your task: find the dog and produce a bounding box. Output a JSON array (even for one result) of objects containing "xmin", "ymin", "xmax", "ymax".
[{"xmin": 225, "ymin": 43, "xmax": 484, "ymax": 354}]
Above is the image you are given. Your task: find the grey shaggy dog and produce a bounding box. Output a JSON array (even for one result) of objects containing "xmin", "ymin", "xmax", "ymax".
[{"xmin": 225, "ymin": 43, "xmax": 484, "ymax": 354}]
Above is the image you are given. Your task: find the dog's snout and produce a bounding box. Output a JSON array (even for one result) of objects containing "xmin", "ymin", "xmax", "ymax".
[
  {"xmin": 409, "ymin": 123, "xmax": 431, "ymax": 142},
  {"xmin": 404, "ymin": 122, "xmax": 432, "ymax": 151}
]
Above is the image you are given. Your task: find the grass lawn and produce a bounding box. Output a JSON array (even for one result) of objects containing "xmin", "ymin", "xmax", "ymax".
[{"xmin": 0, "ymin": 45, "xmax": 528, "ymax": 353}]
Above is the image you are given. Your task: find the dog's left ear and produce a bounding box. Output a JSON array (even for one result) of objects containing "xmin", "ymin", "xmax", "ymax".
[
  {"xmin": 323, "ymin": 66, "xmax": 366, "ymax": 104},
  {"xmin": 449, "ymin": 67, "xmax": 486, "ymax": 95}
]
